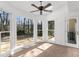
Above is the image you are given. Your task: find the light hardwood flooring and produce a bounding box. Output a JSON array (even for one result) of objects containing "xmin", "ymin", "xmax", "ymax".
[{"xmin": 12, "ymin": 42, "xmax": 79, "ymax": 57}]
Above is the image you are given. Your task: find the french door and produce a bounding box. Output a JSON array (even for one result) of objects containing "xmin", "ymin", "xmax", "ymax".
[
  {"xmin": 47, "ymin": 21, "xmax": 55, "ymax": 43},
  {"xmin": 66, "ymin": 18, "xmax": 78, "ymax": 48}
]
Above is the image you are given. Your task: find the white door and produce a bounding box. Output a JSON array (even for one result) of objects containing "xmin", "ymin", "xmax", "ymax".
[
  {"xmin": 66, "ymin": 18, "xmax": 78, "ymax": 48},
  {"xmin": 47, "ymin": 21, "xmax": 55, "ymax": 43}
]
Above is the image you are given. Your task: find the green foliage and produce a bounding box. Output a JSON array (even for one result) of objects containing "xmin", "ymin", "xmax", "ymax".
[
  {"xmin": 38, "ymin": 31, "xmax": 42, "ymax": 36},
  {"xmin": 17, "ymin": 29, "xmax": 25, "ymax": 35},
  {"xmin": 48, "ymin": 21, "xmax": 54, "ymax": 30},
  {"xmin": 48, "ymin": 21, "xmax": 55, "ymax": 37},
  {"xmin": 48, "ymin": 31, "xmax": 54, "ymax": 37}
]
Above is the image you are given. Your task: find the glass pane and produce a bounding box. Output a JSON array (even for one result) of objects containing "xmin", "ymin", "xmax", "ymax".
[
  {"xmin": 48, "ymin": 21, "xmax": 55, "ymax": 41},
  {"xmin": 48, "ymin": 21, "xmax": 54, "ymax": 30},
  {"xmin": 37, "ymin": 21, "xmax": 42, "ymax": 41},
  {"xmin": 1, "ymin": 32, "xmax": 10, "ymax": 54},
  {"xmin": 16, "ymin": 16, "xmax": 33, "ymax": 46},
  {"xmin": 48, "ymin": 31, "xmax": 54, "ymax": 39},
  {"xmin": 67, "ymin": 19, "xmax": 76, "ymax": 44}
]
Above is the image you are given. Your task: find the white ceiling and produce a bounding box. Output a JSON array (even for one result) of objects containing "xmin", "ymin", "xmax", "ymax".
[
  {"xmin": 68, "ymin": 1, "xmax": 79, "ymax": 12},
  {"xmin": 7, "ymin": 1, "xmax": 67, "ymax": 15}
]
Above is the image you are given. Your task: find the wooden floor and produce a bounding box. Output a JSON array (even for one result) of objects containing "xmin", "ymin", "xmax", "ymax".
[{"xmin": 12, "ymin": 42, "xmax": 79, "ymax": 57}]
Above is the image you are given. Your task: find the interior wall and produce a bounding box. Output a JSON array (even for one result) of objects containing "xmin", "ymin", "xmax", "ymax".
[
  {"xmin": 48, "ymin": 1, "xmax": 79, "ymax": 47},
  {"xmin": 47, "ymin": 2, "xmax": 68, "ymax": 45},
  {"xmin": 67, "ymin": 1, "xmax": 79, "ymax": 48}
]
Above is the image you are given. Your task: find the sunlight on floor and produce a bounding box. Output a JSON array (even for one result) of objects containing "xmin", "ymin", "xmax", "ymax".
[
  {"xmin": 49, "ymin": 37, "xmax": 55, "ymax": 41},
  {"xmin": 24, "ymin": 48, "xmax": 43, "ymax": 57},
  {"xmin": 37, "ymin": 43, "xmax": 52, "ymax": 50},
  {"xmin": 18, "ymin": 43, "xmax": 53, "ymax": 57},
  {"xmin": 48, "ymin": 37, "xmax": 55, "ymax": 42}
]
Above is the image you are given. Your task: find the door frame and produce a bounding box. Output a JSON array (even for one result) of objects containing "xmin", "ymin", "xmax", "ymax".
[
  {"xmin": 47, "ymin": 20, "xmax": 55, "ymax": 43},
  {"xmin": 65, "ymin": 17, "xmax": 78, "ymax": 48}
]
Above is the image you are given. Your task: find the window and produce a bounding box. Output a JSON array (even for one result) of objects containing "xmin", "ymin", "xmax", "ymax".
[
  {"xmin": 48, "ymin": 21, "xmax": 55, "ymax": 40},
  {"xmin": 37, "ymin": 21, "xmax": 42, "ymax": 41},
  {"xmin": 16, "ymin": 16, "xmax": 33, "ymax": 46},
  {"xmin": 0, "ymin": 10, "xmax": 10, "ymax": 54}
]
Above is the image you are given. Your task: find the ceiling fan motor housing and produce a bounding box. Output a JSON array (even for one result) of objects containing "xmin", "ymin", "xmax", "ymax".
[{"xmin": 39, "ymin": 6, "xmax": 44, "ymax": 10}]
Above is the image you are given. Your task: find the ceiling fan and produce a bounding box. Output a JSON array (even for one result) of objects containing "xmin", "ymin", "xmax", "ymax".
[{"xmin": 30, "ymin": 1, "xmax": 52, "ymax": 15}]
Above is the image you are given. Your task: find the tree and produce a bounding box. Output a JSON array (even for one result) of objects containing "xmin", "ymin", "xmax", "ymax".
[{"xmin": 23, "ymin": 18, "xmax": 26, "ymax": 35}]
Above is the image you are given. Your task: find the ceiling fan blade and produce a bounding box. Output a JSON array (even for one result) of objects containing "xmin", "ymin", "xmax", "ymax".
[
  {"xmin": 30, "ymin": 10, "xmax": 39, "ymax": 13},
  {"xmin": 31, "ymin": 4, "xmax": 39, "ymax": 9},
  {"xmin": 44, "ymin": 10, "xmax": 52, "ymax": 12},
  {"xmin": 40, "ymin": 11, "xmax": 42, "ymax": 15},
  {"xmin": 43, "ymin": 3, "xmax": 52, "ymax": 9}
]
